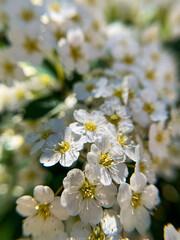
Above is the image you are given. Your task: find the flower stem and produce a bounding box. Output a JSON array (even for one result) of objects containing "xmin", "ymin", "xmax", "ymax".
[{"xmin": 55, "ymin": 185, "xmax": 63, "ymax": 196}]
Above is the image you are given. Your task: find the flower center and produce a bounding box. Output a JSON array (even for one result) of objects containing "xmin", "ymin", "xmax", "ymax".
[
  {"xmin": 129, "ymin": 89, "xmax": 135, "ymax": 99},
  {"xmin": 58, "ymin": 142, "xmax": 70, "ymax": 154},
  {"xmin": 100, "ymin": 153, "xmax": 114, "ymax": 167},
  {"xmin": 89, "ymin": 226, "xmax": 106, "ymax": 240},
  {"xmin": 123, "ymin": 55, "xmax": 135, "ymax": 65},
  {"xmin": 152, "ymin": 156, "xmax": 160, "ymax": 165},
  {"xmin": 165, "ymin": 72, "xmax": 172, "ymax": 82},
  {"xmin": 114, "ymin": 88, "xmax": 123, "ymax": 98},
  {"xmin": 80, "ymin": 180, "xmax": 95, "ymax": 199},
  {"xmin": 108, "ymin": 113, "xmax": 120, "ymax": 125},
  {"xmin": 151, "ymin": 53, "xmax": 160, "ymax": 61},
  {"xmin": 86, "ymin": 84, "xmax": 95, "ymax": 92},
  {"xmin": 54, "ymin": 29, "xmax": 65, "ymax": 42},
  {"xmin": 85, "ymin": 121, "xmax": 97, "ymax": 131},
  {"xmin": 143, "ymin": 103, "xmax": 155, "ymax": 114},
  {"xmin": 23, "ymin": 37, "xmax": 39, "ymax": 53},
  {"xmin": 41, "ymin": 130, "xmax": 52, "ymax": 139},
  {"xmin": 139, "ymin": 162, "xmax": 146, "ymax": 173},
  {"xmin": 40, "ymin": 75, "xmax": 51, "ymax": 86},
  {"xmin": 50, "ymin": 2, "xmax": 61, "ymax": 12},
  {"xmin": 70, "ymin": 46, "xmax": 82, "ymax": 61},
  {"xmin": 131, "ymin": 193, "xmax": 141, "ymax": 209},
  {"xmin": 36, "ymin": 204, "xmax": 51, "ymax": 220},
  {"xmin": 156, "ymin": 132, "xmax": 163, "ymax": 142},
  {"xmin": 146, "ymin": 70, "xmax": 155, "ymax": 81},
  {"xmin": 168, "ymin": 145, "xmax": 179, "ymax": 156},
  {"xmin": 70, "ymin": 13, "xmax": 81, "ymax": 23},
  {"xmin": 16, "ymin": 89, "xmax": 25, "ymax": 100},
  {"xmin": 2, "ymin": 61, "xmax": 15, "ymax": 74},
  {"xmin": 117, "ymin": 134, "xmax": 128, "ymax": 147},
  {"xmin": 20, "ymin": 9, "xmax": 34, "ymax": 22}
]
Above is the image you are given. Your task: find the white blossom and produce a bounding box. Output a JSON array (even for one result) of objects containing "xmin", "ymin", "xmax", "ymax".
[
  {"xmin": 117, "ymin": 171, "xmax": 160, "ymax": 234},
  {"xmin": 70, "ymin": 109, "xmax": 107, "ymax": 143},
  {"xmin": 61, "ymin": 166, "xmax": 117, "ymax": 225},
  {"xmin": 87, "ymin": 134, "xmax": 128, "ymax": 185},
  {"xmin": 40, "ymin": 127, "xmax": 84, "ymax": 167},
  {"xmin": 16, "ymin": 185, "xmax": 69, "ymax": 239}
]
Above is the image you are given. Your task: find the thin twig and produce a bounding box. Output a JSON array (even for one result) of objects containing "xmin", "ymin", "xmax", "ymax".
[
  {"xmin": 80, "ymin": 153, "xmax": 87, "ymax": 161},
  {"xmin": 55, "ymin": 185, "xmax": 63, "ymax": 196},
  {"xmin": 126, "ymin": 163, "xmax": 135, "ymax": 168},
  {"xmin": 112, "ymin": 180, "xmax": 119, "ymax": 188}
]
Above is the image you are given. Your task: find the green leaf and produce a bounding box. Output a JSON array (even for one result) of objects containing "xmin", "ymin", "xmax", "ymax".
[{"xmin": 23, "ymin": 95, "xmax": 61, "ymax": 120}]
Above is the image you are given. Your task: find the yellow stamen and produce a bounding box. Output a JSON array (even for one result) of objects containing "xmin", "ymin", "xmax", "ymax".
[{"xmin": 85, "ymin": 121, "xmax": 97, "ymax": 131}]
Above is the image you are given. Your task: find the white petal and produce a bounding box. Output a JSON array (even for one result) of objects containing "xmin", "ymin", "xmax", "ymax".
[
  {"xmin": 87, "ymin": 152, "xmax": 100, "ymax": 165},
  {"xmin": 164, "ymin": 224, "xmax": 180, "ymax": 240},
  {"xmin": 23, "ymin": 215, "xmax": 43, "ymax": 237},
  {"xmin": 141, "ymin": 184, "xmax": 160, "ymax": 210},
  {"xmin": 61, "ymin": 190, "xmax": 82, "ymax": 216},
  {"xmin": 60, "ymin": 150, "xmax": 79, "ymax": 167},
  {"xmin": 30, "ymin": 139, "xmax": 45, "ymax": 155},
  {"xmin": 74, "ymin": 109, "xmax": 89, "ymax": 123},
  {"xmin": 99, "ymin": 167, "xmax": 112, "ymax": 186},
  {"xmin": 34, "ymin": 185, "xmax": 54, "ymax": 204},
  {"xmin": 63, "ymin": 168, "xmax": 85, "ymax": 190},
  {"xmin": 50, "ymin": 197, "xmax": 69, "ymax": 220},
  {"xmin": 130, "ymin": 172, "xmax": 147, "ymax": 193},
  {"xmin": 71, "ymin": 221, "xmax": 91, "ymax": 239},
  {"xmin": 85, "ymin": 164, "xmax": 98, "ymax": 185},
  {"xmin": 134, "ymin": 206, "xmax": 151, "ymax": 234},
  {"xmin": 40, "ymin": 152, "xmax": 60, "ymax": 167},
  {"xmin": 69, "ymin": 122, "xmax": 85, "ymax": 135},
  {"xmin": 91, "ymin": 143, "xmax": 100, "ymax": 154},
  {"xmin": 120, "ymin": 206, "xmax": 135, "ymax": 232},
  {"xmin": 95, "ymin": 183, "xmax": 117, "ymax": 208},
  {"xmin": 16, "ymin": 196, "xmax": 37, "ymax": 217},
  {"xmin": 111, "ymin": 163, "xmax": 128, "ymax": 184},
  {"xmin": 25, "ymin": 133, "xmax": 41, "ymax": 144},
  {"xmin": 80, "ymin": 199, "xmax": 103, "ymax": 225},
  {"xmin": 117, "ymin": 183, "xmax": 132, "ymax": 208},
  {"xmin": 123, "ymin": 147, "xmax": 136, "ymax": 162}
]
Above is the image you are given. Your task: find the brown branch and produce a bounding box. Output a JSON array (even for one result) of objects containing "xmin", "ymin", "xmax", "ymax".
[{"xmin": 55, "ymin": 185, "xmax": 63, "ymax": 196}]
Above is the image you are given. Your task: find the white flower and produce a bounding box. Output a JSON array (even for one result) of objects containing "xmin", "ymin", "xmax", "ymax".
[
  {"xmin": 124, "ymin": 145, "xmax": 156, "ymax": 184},
  {"xmin": 70, "ymin": 109, "xmax": 107, "ymax": 143},
  {"xmin": 17, "ymin": 162, "xmax": 47, "ymax": 189},
  {"xmin": 8, "ymin": 24, "xmax": 44, "ymax": 65},
  {"xmin": 40, "ymin": 127, "xmax": 84, "ymax": 167},
  {"xmin": 117, "ymin": 172, "xmax": 160, "ymax": 234},
  {"xmin": 61, "ymin": 166, "xmax": 117, "ymax": 225},
  {"xmin": 110, "ymin": 127, "xmax": 135, "ymax": 155},
  {"xmin": 164, "ymin": 224, "xmax": 180, "ymax": 240},
  {"xmin": 73, "ymin": 78, "xmax": 97, "ymax": 101},
  {"xmin": 92, "ymin": 77, "xmax": 113, "ymax": 99},
  {"xmin": 110, "ymin": 36, "xmax": 139, "ymax": 68},
  {"xmin": 149, "ymin": 121, "xmax": 170, "ymax": 159},
  {"xmin": 130, "ymin": 88, "xmax": 167, "ymax": 126},
  {"xmin": 70, "ymin": 209, "xmax": 122, "ymax": 240},
  {"xmin": 109, "ymin": 75, "xmax": 138, "ymax": 105},
  {"xmin": 25, "ymin": 118, "xmax": 64, "ymax": 154},
  {"xmin": 9, "ymin": 81, "xmax": 33, "ymax": 110},
  {"xmin": 16, "ymin": 185, "xmax": 69, "ymax": 239},
  {"xmin": 0, "ymin": 48, "xmax": 24, "ymax": 85},
  {"xmin": 100, "ymin": 97, "xmax": 134, "ymax": 133},
  {"xmin": 87, "ymin": 134, "xmax": 128, "ymax": 185},
  {"xmin": 58, "ymin": 28, "xmax": 90, "ymax": 74}
]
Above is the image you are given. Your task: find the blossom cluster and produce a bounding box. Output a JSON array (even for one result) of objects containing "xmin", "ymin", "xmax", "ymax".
[{"xmin": 0, "ymin": 0, "xmax": 179, "ymax": 240}]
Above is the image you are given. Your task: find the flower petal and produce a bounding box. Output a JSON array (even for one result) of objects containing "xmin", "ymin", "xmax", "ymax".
[
  {"xmin": 50, "ymin": 197, "xmax": 69, "ymax": 220},
  {"xmin": 16, "ymin": 196, "xmax": 37, "ymax": 217},
  {"xmin": 34, "ymin": 185, "xmax": 54, "ymax": 204}
]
